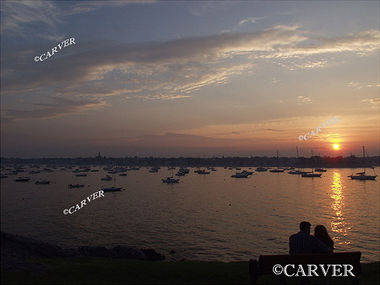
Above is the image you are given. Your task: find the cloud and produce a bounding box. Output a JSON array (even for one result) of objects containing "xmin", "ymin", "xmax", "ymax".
[
  {"xmin": 297, "ymin": 96, "xmax": 312, "ymax": 104},
  {"xmin": 1, "ymin": 0, "xmax": 155, "ymax": 37},
  {"xmin": 66, "ymin": 0, "xmax": 156, "ymax": 15},
  {"xmin": 1, "ymin": 0, "xmax": 60, "ymax": 35},
  {"xmin": 238, "ymin": 17, "xmax": 263, "ymax": 26},
  {"xmin": 348, "ymin": 81, "xmax": 380, "ymax": 89},
  {"xmin": 362, "ymin": 98, "xmax": 380, "ymax": 106},
  {"xmin": 2, "ymin": 96, "xmax": 107, "ymax": 122},
  {"xmin": 2, "ymin": 25, "xmax": 380, "ymax": 121},
  {"xmin": 249, "ymin": 29, "xmax": 380, "ymax": 60},
  {"xmin": 274, "ymin": 59, "xmax": 327, "ymax": 70}
]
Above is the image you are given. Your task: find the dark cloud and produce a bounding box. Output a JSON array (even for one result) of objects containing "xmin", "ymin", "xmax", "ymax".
[{"xmin": 2, "ymin": 96, "xmax": 106, "ymax": 122}]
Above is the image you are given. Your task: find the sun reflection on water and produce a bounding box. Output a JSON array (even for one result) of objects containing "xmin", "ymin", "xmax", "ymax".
[{"xmin": 330, "ymin": 172, "xmax": 350, "ymax": 245}]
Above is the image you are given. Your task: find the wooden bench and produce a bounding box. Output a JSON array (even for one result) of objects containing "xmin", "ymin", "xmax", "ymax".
[{"xmin": 249, "ymin": 252, "xmax": 361, "ymax": 284}]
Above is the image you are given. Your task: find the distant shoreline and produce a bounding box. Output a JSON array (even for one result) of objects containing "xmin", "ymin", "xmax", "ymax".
[{"xmin": 1, "ymin": 155, "xmax": 379, "ymax": 168}]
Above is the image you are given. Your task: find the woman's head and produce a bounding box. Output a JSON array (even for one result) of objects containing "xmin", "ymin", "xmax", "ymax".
[{"xmin": 314, "ymin": 225, "xmax": 328, "ymax": 237}]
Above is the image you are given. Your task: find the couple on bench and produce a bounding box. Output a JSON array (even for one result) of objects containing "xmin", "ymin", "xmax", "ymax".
[{"xmin": 289, "ymin": 221, "xmax": 334, "ymax": 254}]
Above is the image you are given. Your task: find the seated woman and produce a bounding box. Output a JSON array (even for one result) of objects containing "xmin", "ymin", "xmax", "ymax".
[{"xmin": 314, "ymin": 225, "xmax": 334, "ymax": 252}]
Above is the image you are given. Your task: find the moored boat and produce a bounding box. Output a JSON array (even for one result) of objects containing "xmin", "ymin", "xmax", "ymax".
[
  {"xmin": 101, "ymin": 175, "xmax": 112, "ymax": 181},
  {"xmin": 162, "ymin": 177, "xmax": 179, "ymax": 183},
  {"xmin": 102, "ymin": 186, "xmax": 122, "ymax": 192},
  {"xmin": 349, "ymin": 146, "xmax": 377, "ymax": 181},
  {"xmin": 69, "ymin": 184, "xmax": 85, "ymax": 188},
  {"xmin": 288, "ymin": 170, "xmax": 303, "ymax": 175},
  {"xmin": 194, "ymin": 169, "xmax": 210, "ymax": 174},
  {"xmin": 256, "ymin": 167, "xmax": 267, "ymax": 172},
  {"xmin": 301, "ymin": 173, "xmax": 322, "ymax": 178},
  {"xmin": 270, "ymin": 168, "xmax": 284, "ymax": 173},
  {"xmin": 348, "ymin": 173, "xmax": 377, "ymax": 180},
  {"xmin": 14, "ymin": 177, "xmax": 30, "ymax": 182},
  {"xmin": 35, "ymin": 180, "xmax": 50, "ymax": 185},
  {"xmin": 231, "ymin": 172, "xmax": 249, "ymax": 178},
  {"xmin": 270, "ymin": 151, "xmax": 284, "ymax": 173},
  {"xmin": 149, "ymin": 167, "xmax": 159, "ymax": 173}
]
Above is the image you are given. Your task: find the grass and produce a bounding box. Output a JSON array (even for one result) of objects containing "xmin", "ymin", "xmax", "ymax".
[{"xmin": 1, "ymin": 257, "xmax": 379, "ymax": 284}]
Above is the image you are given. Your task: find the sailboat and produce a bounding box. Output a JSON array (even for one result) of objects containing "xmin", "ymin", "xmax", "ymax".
[
  {"xmin": 102, "ymin": 175, "xmax": 122, "ymax": 192},
  {"xmin": 162, "ymin": 167, "xmax": 180, "ymax": 183},
  {"xmin": 301, "ymin": 150, "xmax": 322, "ymax": 178},
  {"xmin": 349, "ymin": 146, "xmax": 377, "ymax": 180},
  {"xmin": 288, "ymin": 147, "xmax": 303, "ymax": 175},
  {"xmin": 270, "ymin": 151, "xmax": 284, "ymax": 172}
]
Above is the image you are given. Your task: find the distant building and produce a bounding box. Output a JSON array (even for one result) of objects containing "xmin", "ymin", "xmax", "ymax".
[{"xmin": 96, "ymin": 152, "xmax": 102, "ymax": 160}]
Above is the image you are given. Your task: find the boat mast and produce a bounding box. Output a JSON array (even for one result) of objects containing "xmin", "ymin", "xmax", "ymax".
[
  {"xmin": 362, "ymin": 145, "xmax": 365, "ymax": 173},
  {"xmin": 311, "ymin": 150, "xmax": 314, "ymax": 173},
  {"xmin": 277, "ymin": 150, "xmax": 279, "ymax": 168},
  {"xmin": 296, "ymin": 146, "xmax": 299, "ymax": 171}
]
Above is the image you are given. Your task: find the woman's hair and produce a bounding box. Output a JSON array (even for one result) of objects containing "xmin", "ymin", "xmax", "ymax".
[{"xmin": 314, "ymin": 225, "xmax": 334, "ymax": 249}]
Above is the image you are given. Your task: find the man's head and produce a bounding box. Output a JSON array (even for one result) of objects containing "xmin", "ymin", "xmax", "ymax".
[{"xmin": 299, "ymin": 221, "xmax": 311, "ymax": 233}]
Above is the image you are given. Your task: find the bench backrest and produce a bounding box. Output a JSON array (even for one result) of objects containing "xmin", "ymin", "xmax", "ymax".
[{"xmin": 257, "ymin": 252, "xmax": 361, "ymax": 276}]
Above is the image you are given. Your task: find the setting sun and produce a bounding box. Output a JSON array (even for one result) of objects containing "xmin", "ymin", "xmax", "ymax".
[{"xmin": 333, "ymin": 144, "xmax": 341, "ymax": 150}]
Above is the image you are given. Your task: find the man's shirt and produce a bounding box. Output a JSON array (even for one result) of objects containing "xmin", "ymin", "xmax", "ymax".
[{"xmin": 289, "ymin": 231, "xmax": 330, "ymax": 254}]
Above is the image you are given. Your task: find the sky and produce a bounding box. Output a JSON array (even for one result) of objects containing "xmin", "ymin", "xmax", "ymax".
[{"xmin": 1, "ymin": 0, "xmax": 379, "ymax": 158}]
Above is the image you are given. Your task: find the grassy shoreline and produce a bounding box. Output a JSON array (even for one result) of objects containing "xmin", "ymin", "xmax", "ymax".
[{"xmin": 2, "ymin": 256, "xmax": 379, "ymax": 284}]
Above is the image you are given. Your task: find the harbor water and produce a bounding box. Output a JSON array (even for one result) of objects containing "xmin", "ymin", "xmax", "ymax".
[{"xmin": 1, "ymin": 167, "xmax": 379, "ymax": 262}]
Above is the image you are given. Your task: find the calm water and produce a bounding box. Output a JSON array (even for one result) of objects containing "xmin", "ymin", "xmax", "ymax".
[{"xmin": 1, "ymin": 167, "xmax": 379, "ymax": 262}]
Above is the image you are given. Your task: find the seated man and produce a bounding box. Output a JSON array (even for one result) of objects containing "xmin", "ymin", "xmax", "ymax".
[{"xmin": 289, "ymin": 221, "xmax": 330, "ymax": 254}]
